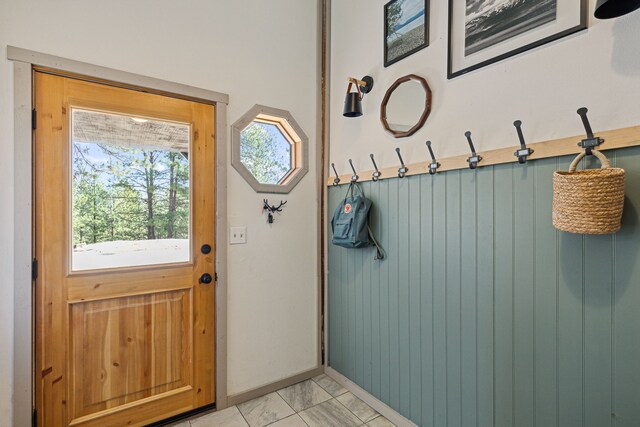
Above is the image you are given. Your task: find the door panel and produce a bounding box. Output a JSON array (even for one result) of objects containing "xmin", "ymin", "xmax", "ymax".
[
  {"xmin": 69, "ymin": 290, "xmax": 192, "ymax": 419},
  {"xmin": 35, "ymin": 71, "xmax": 215, "ymax": 426}
]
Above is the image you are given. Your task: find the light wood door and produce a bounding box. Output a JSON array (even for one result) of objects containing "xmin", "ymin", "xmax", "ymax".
[{"xmin": 35, "ymin": 71, "xmax": 215, "ymax": 426}]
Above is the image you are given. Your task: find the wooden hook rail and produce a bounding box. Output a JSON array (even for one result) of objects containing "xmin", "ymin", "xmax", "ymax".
[{"xmin": 326, "ymin": 125, "xmax": 640, "ymax": 186}]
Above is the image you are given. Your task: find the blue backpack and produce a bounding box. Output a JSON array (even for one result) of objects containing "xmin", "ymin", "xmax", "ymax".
[{"xmin": 331, "ymin": 182, "xmax": 385, "ymax": 260}]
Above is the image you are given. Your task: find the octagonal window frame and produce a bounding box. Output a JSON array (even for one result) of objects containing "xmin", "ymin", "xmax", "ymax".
[{"xmin": 231, "ymin": 104, "xmax": 309, "ymax": 194}]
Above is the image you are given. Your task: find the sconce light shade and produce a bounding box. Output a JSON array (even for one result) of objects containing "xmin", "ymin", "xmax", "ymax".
[
  {"xmin": 343, "ymin": 75, "xmax": 374, "ymax": 118},
  {"xmin": 343, "ymin": 92, "xmax": 363, "ymax": 117},
  {"xmin": 595, "ymin": 0, "xmax": 640, "ymax": 18}
]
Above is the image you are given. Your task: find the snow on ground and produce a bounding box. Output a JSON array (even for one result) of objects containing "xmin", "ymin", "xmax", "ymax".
[{"xmin": 72, "ymin": 239, "xmax": 189, "ymax": 271}]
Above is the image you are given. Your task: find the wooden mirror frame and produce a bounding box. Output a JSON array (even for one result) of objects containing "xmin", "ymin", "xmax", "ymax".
[{"xmin": 380, "ymin": 74, "xmax": 432, "ymax": 138}]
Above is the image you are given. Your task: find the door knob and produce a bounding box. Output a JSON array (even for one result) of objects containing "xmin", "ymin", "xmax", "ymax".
[{"xmin": 199, "ymin": 273, "xmax": 213, "ymax": 284}]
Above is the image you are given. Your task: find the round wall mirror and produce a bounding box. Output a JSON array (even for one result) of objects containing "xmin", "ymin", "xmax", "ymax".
[{"xmin": 380, "ymin": 74, "xmax": 432, "ymax": 138}]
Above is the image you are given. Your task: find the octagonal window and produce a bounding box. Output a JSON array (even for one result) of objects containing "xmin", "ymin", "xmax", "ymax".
[
  {"xmin": 232, "ymin": 105, "xmax": 308, "ymax": 194},
  {"xmin": 240, "ymin": 121, "xmax": 293, "ymax": 185}
]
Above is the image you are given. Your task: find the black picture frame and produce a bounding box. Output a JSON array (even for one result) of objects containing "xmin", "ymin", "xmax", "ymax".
[
  {"xmin": 447, "ymin": 0, "xmax": 587, "ymax": 79},
  {"xmin": 384, "ymin": 0, "xmax": 429, "ymax": 68}
]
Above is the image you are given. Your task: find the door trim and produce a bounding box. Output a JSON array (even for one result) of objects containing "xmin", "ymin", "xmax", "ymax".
[
  {"xmin": 8, "ymin": 46, "xmax": 229, "ymax": 105},
  {"xmin": 9, "ymin": 47, "xmax": 230, "ymax": 427}
]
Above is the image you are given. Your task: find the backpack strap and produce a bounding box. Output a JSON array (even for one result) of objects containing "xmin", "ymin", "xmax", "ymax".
[
  {"xmin": 343, "ymin": 181, "xmax": 364, "ymax": 202},
  {"xmin": 367, "ymin": 225, "xmax": 386, "ymax": 260}
]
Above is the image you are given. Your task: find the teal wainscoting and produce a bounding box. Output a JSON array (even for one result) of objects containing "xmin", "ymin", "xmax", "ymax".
[{"xmin": 327, "ymin": 146, "xmax": 640, "ymax": 427}]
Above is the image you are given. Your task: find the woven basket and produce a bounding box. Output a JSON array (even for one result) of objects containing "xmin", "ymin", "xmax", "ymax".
[{"xmin": 553, "ymin": 149, "xmax": 625, "ymax": 234}]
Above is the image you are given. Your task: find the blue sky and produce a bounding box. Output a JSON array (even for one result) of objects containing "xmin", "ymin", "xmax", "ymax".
[
  {"xmin": 72, "ymin": 141, "xmax": 186, "ymax": 187},
  {"xmin": 399, "ymin": 0, "xmax": 424, "ymax": 23}
]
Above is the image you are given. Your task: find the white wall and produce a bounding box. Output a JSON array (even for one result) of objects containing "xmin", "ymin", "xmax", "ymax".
[
  {"xmin": 330, "ymin": 0, "xmax": 640, "ymax": 174},
  {"xmin": 0, "ymin": 0, "xmax": 320, "ymax": 420}
]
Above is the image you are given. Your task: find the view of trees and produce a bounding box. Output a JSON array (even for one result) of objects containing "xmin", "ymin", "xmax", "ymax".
[
  {"xmin": 72, "ymin": 141, "xmax": 190, "ymax": 246},
  {"xmin": 386, "ymin": 0, "xmax": 404, "ymax": 37},
  {"xmin": 240, "ymin": 122, "xmax": 292, "ymax": 184}
]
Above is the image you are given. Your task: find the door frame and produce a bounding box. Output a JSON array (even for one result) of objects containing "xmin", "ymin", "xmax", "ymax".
[{"xmin": 9, "ymin": 46, "xmax": 230, "ymax": 427}]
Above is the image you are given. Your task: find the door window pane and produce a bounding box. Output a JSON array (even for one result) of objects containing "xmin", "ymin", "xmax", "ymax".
[{"xmin": 71, "ymin": 108, "xmax": 191, "ymax": 271}]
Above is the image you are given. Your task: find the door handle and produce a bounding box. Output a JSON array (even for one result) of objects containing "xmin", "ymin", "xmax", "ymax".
[{"xmin": 199, "ymin": 273, "xmax": 213, "ymax": 284}]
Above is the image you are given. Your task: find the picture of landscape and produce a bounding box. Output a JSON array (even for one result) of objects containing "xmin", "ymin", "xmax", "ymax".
[
  {"xmin": 465, "ymin": 0, "xmax": 557, "ymax": 56},
  {"xmin": 385, "ymin": 0, "xmax": 428, "ymax": 66}
]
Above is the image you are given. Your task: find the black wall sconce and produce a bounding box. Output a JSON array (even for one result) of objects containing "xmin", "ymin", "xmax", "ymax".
[
  {"xmin": 343, "ymin": 76, "xmax": 374, "ymax": 118},
  {"xmin": 595, "ymin": 0, "xmax": 640, "ymax": 18}
]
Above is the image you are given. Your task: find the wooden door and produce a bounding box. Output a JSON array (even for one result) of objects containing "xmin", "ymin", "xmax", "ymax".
[{"xmin": 34, "ymin": 71, "xmax": 215, "ymax": 426}]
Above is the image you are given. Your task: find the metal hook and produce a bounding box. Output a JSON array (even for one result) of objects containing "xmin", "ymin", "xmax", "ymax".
[
  {"xmin": 513, "ymin": 120, "xmax": 534, "ymax": 164},
  {"xmin": 465, "ymin": 131, "xmax": 483, "ymax": 170},
  {"xmin": 395, "ymin": 147, "xmax": 408, "ymax": 178},
  {"xmin": 425, "ymin": 141, "xmax": 441, "ymax": 175},
  {"xmin": 348, "ymin": 159, "xmax": 359, "ymax": 182},
  {"xmin": 331, "ymin": 163, "xmax": 341, "ymax": 186},
  {"xmin": 263, "ymin": 199, "xmax": 287, "ymax": 224},
  {"xmin": 576, "ymin": 107, "xmax": 604, "ymax": 155},
  {"xmin": 370, "ymin": 154, "xmax": 382, "ymax": 182}
]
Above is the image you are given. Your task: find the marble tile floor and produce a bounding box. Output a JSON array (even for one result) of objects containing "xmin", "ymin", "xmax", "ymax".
[{"xmin": 168, "ymin": 374, "xmax": 397, "ymax": 427}]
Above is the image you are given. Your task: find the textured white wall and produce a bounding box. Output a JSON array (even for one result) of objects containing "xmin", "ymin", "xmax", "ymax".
[
  {"xmin": 0, "ymin": 0, "xmax": 320, "ymax": 420},
  {"xmin": 330, "ymin": 0, "xmax": 640, "ymax": 175}
]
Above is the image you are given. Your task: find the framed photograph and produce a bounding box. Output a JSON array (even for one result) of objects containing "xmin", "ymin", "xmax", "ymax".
[
  {"xmin": 384, "ymin": 0, "xmax": 429, "ymax": 67},
  {"xmin": 448, "ymin": 0, "xmax": 587, "ymax": 79}
]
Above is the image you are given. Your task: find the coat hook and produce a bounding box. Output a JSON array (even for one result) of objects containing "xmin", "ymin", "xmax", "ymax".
[
  {"xmin": 348, "ymin": 159, "xmax": 359, "ymax": 182},
  {"xmin": 331, "ymin": 163, "xmax": 341, "ymax": 186},
  {"xmin": 395, "ymin": 147, "xmax": 408, "ymax": 178},
  {"xmin": 370, "ymin": 154, "xmax": 382, "ymax": 182},
  {"xmin": 513, "ymin": 120, "xmax": 534, "ymax": 164},
  {"xmin": 263, "ymin": 199, "xmax": 287, "ymax": 224},
  {"xmin": 465, "ymin": 131, "xmax": 483, "ymax": 170},
  {"xmin": 425, "ymin": 141, "xmax": 441, "ymax": 175},
  {"xmin": 576, "ymin": 107, "xmax": 604, "ymax": 155}
]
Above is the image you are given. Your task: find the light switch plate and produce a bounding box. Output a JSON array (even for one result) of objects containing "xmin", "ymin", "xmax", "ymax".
[{"xmin": 230, "ymin": 226, "xmax": 247, "ymax": 244}]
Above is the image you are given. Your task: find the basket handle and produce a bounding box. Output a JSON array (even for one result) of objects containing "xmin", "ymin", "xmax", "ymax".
[{"xmin": 569, "ymin": 149, "xmax": 611, "ymax": 172}]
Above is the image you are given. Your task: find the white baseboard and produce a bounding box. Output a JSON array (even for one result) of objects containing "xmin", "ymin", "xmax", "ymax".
[{"xmin": 324, "ymin": 367, "xmax": 418, "ymax": 427}]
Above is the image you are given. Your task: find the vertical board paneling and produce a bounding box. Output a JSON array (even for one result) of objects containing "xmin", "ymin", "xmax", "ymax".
[
  {"xmin": 460, "ymin": 169, "xmax": 478, "ymax": 427},
  {"xmin": 446, "ymin": 171, "xmax": 462, "ymax": 427},
  {"xmin": 355, "ymin": 213, "xmax": 364, "ymax": 386},
  {"xmin": 328, "ymin": 186, "xmax": 340, "ymax": 369},
  {"xmin": 408, "ymin": 176, "xmax": 422, "ymax": 422},
  {"xmin": 370, "ymin": 181, "xmax": 382, "ymax": 398},
  {"xmin": 583, "ymin": 231, "xmax": 613, "ymax": 427},
  {"xmin": 476, "ymin": 168, "xmax": 495, "ymax": 427},
  {"xmin": 379, "ymin": 179, "xmax": 391, "ymax": 403},
  {"xmin": 432, "ymin": 173, "xmax": 448, "ymax": 426},
  {"xmin": 614, "ymin": 146, "xmax": 640, "ymax": 427},
  {"xmin": 557, "ymin": 157, "xmax": 585, "ymax": 427},
  {"xmin": 493, "ymin": 163, "xmax": 515, "ymax": 427},
  {"xmin": 328, "ymin": 147, "xmax": 640, "ymax": 427},
  {"xmin": 343, "ymin": 182, "xmax": 352, "ymax": 378},
  {"xmin": 514, "ymin": 165, "xmax": 535, "ymax": 427},
  {"xmin": 365, "ymin": 181, "xmax": 381, "ymax": 396},
  {"xmin": 388, "ymin": 178, "xmax": 400, "ymax": 410},
  {"xmin": 420, "ymin": 174, "xmax": 435, "ymax": 427},
  {"xmin": 398, "ymin": 178, "xmax": 411, "ymax": 417},
  {"xmin": 362, "ymin": 181, "xmax": 373, "ymax": 393},
  {"xmin": 348, "ymin": 211, "xmax": 356, "ymax": 381},
  {"xmin": 533, "ymin": 158, "xmax": 559, "ymax": 427}
]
